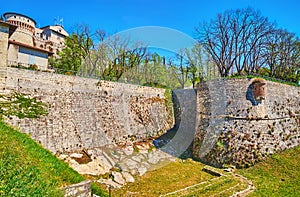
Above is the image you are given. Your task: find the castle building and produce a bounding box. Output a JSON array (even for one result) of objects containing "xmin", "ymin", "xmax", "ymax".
[{"xmin": 0, "ymin": 12, "xmax": 68, "ymax": 70}]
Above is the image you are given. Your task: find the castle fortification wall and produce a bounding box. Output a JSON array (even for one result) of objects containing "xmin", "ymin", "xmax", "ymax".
[
  {"xmin": 193, "ymin": 78, "xmax": 300, "ymax": 167},
  {"xmin": 4, "ymin": 67, "xmax": 172, "ymax": 153}
]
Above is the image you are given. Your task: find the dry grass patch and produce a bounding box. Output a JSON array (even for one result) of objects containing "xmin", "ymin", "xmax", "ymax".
[{"xmin": 112, "ymin": 159, "xmax": 214, "ymax": 197}]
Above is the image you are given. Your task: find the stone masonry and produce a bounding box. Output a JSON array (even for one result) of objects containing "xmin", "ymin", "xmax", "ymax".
[
  {"xmin": 193, "ymin": 78, "xmax": 300, "ymax": 168},
  {"xmin": 0, "ymin": 22, "xmax": 9, "ymax": 67},
  {"xmin": 63, "ymin": 180, "xmax": 91, "ymax": 197},
  {"xmin": 3, "ymin": 67, "xmax": 173, "ymax": 154}
]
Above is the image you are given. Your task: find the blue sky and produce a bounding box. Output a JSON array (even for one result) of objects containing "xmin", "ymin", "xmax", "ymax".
[{"xmin": 2, "ymin": 0, "xmax": 300, "ymax": 38}]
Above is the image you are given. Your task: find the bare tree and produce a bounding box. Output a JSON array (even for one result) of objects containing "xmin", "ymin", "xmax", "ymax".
[
  {"xmin": 195, "ymin": 7, "xmax": 275, "ymax": 77},
  {"xmin": 265, "ymin": 29, "xmax": 300, "ymax": 81}
]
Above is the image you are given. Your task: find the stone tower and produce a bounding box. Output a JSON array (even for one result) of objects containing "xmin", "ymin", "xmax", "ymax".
[{"xmin": 4, "ymin": 12, "xmax": 36, "ymax": 46}]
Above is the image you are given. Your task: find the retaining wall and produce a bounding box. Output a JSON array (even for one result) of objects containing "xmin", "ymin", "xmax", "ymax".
[
  {"xmin": 3, "ymin": 67, "xmax": 172, "ymax": 153},
  {"xmin": 193, "ymin": 78, "xmax": 300, "ymax": 167}
]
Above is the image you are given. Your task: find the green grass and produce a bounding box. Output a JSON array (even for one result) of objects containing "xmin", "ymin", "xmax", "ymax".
[
  {"xmin": 112, "ymin": 146, "xmax": 300, "ymax": 197},
  {"xmin": 113, "ymin": 159, "xmax": 214, "ymax": 197},
  {"xmin": 164, "ymin": 176, "xmax": 238, "ymax": 197},
  {"xmin": 112, "ymin": 159, "xmax": 250, "ymax": 197},
  {"xmin": 182, "ymin": 177, "xmax": 239, "ymax": 197},
  {"xmin": 238, "ymin": 146, "xmax": 300, "ymax": 197},
  {"xmin": 0, "ymin": 121, "xmax": 107, "ymax": 196}
]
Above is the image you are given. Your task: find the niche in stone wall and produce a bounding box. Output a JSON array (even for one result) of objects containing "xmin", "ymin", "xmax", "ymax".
[{"xmin": 246, "ymin": 78, "xmax": 266, "ymax": 106}]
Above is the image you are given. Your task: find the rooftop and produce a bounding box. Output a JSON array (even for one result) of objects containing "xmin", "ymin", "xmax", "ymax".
[
  {"xmin": 9, "ymin": 40, "xmax": 54, "ymax": 54},
  {"xmin": 4, "ymin": 12, "xmax": 37, "ymax": 26}
]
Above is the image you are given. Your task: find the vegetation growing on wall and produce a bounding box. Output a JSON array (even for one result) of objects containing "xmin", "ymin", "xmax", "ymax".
[{"xmin": 0, "ymin": 92, "xmax": 48, "ymax": 119}]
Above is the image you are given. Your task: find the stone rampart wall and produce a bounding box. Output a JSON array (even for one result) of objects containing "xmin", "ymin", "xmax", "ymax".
[
  {"xmin": 4, "ymin": 68, "xmax": 172, "ymax": 153},
  {"xmin": 193, "ymin": 78, "xmax": 300, "ymax": 167}
]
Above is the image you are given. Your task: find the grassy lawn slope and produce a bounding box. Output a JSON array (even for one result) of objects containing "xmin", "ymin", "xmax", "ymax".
[
  {"xmin": 0, "ymin": 121, "xmax": 89, "ymax": 196},
  {"xmin": 239, "ymin": 146, "xmax": 300, "ymax": 197},
  {"xmin": 113, "ymin": 159, "xmax": 214, "ymax": 196},
  {"xmin": 113, "ymin": 146, "xmax": 300, "ymax": 197},
  {"xmin": 113, "ymin": 159, "xmax": 250, "ymax": 197}
]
